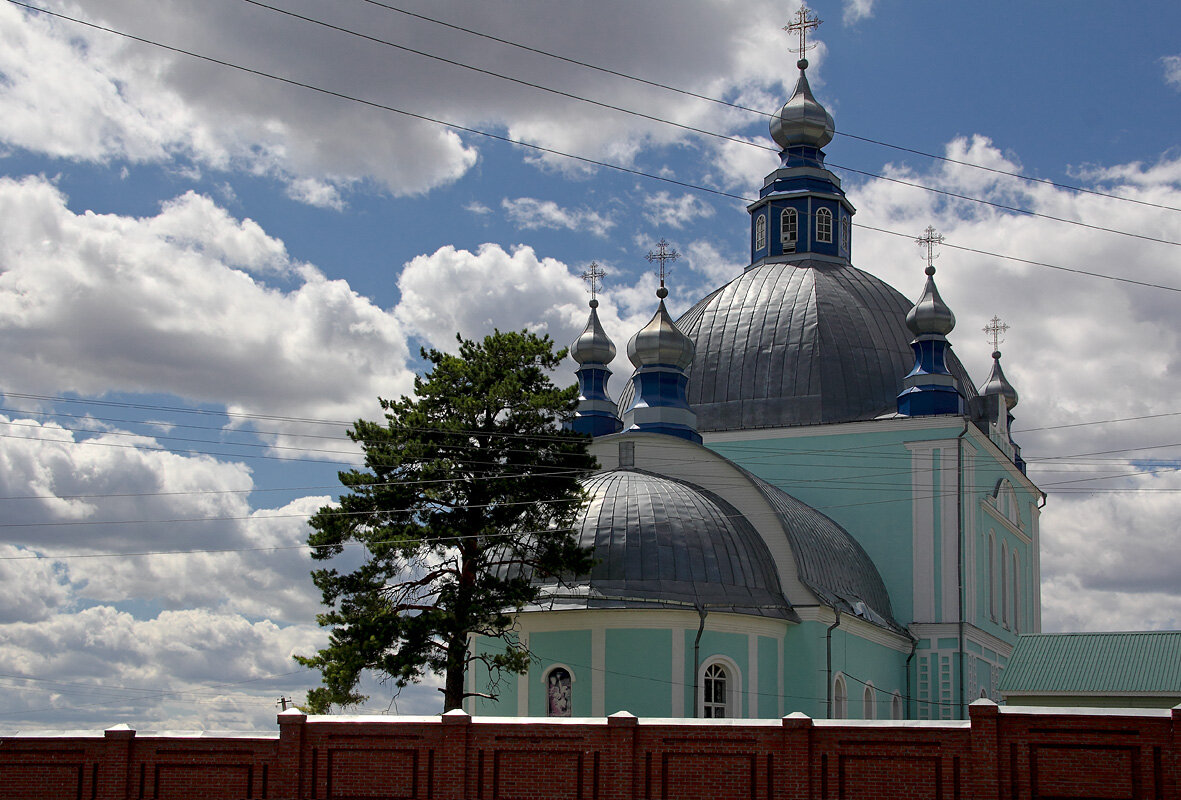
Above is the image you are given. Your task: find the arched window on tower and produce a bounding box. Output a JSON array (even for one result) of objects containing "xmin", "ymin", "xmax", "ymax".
[
  {"xmin": 833, "ymin": 673, "xmax": 848, "ymax": 719},
  {"xmin": 892, "ymin": 692, "xmax": 904, "ymax": 720},
  {"xmin": 755, "ymin": 213, "xmax": 767, "ymax": 251},
  {"xmin": 988, "ymin": 531, "xmax": 997, "ymax": 621},
  {"xmin": 1001, "ymin": 542, "xmax": 1009, "ymax": 627},
  {"xmin": 780, "ymin": 208, "xmax": 798, "ymax": 251},
  {"xmin": 862, "ymin": 684, "xmax": 876, "ymax": 720},
  {"xmin": 1011, "ymin": 551, "xmax": 1020, "ymax": 632},
  {"xmin": 816, "ymin": 207, "xmax": 833, "ymax": 243},
  {"xmin": 840, "ymin": 213, "xmax": 850, "ymax": 255}
]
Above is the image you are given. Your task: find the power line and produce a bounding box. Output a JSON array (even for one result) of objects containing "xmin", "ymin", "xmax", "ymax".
[
  {"xmin": 10, "ymin": 1, "xmax": 1181, "ymax": 293},
  {"xmin": 352, "ymin": 0, "xmax": 1181, "ymax": 215},
  {"xmin": 235, "ymin": 0, "xmax": 1181, "ymax": 249}
]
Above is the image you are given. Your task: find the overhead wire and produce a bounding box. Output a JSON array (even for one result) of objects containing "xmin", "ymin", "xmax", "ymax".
[
  {"xmin": 6, "ymin": 1, "xmax": 1180, "ymax": 293},
  {"xmin": 351, "ymin": 0, "xmax": 1181, "ymax": 216}
]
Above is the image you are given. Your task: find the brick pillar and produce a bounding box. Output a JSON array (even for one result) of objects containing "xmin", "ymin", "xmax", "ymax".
[
  {"xmin": 605, "ymin": 711, "xmax": 638, "ymax": 800},
  {"xmin": 780, "ymin": 712, "xmax": 813, "ymax": 800},
  {"xmin": 101, "ymin": 724, "xmax": 135, "ymax": 800},
  {"xmin": 968, "ymin": 699, "xmax": 1000, "ymax": 800},
  {"xmin": 274, "ymin": 708, "xmax": 306, "ymax": 800},
  {"xmin": 1169, "ymin": 704, "xmax": 1180, "ymax": 800},
  {"xmin": 439, "ymin": 708, "xmax": 472, "ymax": 800}
]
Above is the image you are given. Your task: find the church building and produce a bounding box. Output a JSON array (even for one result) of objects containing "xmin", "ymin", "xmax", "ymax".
[{"xmin": 467, "ymin": 12, "xmax": 1042, "ymax": 722}]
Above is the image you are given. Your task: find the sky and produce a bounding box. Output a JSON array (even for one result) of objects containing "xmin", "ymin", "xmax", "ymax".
[{"xmin": 0, "ymin": 0, "xmax": 1179, "ymax": 731}]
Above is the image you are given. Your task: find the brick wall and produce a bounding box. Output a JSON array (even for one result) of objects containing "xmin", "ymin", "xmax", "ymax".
[{"xmin": 1, "ymin": 701, "xmax": 1176, "ymax": 799}]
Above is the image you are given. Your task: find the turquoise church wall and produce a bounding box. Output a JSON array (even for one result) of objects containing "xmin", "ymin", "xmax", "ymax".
[
  {"xmin": 605, "ymin": 629, "xmax": 672, "ymax": 716},
  {"xmin": 470, "ymin": 635, "xmax": 518, "ymax": 715},
  {"xmin": 530, "ymin": 629, "xmax": 593, "ymax": 716},
  {"xmin": 757, "ymin": 635, "xmax": 779, "ymax": 718}
]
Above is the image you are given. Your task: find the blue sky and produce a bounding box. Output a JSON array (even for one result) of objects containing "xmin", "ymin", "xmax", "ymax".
[{"xmin": 1, "ymin": 0, "xmax": 1179, "ymax": 730}]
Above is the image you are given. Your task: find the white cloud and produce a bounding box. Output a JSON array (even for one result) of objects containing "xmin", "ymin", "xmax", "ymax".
[
  {"xmin": 0, "ymin": 176, "xmax": 412, "ymax": 431},
  {"xmin": 642, "ymin": 192, "xmax": 716, "ymax": 229},
  {"xmin": 501, "ymin": 197, "xmax": 615, "ymax": 236},
  {"xmin": 842, "ymin": 0, "xmax": 876, "ymax": 24},
  {"xmin": 0, "ymin": 1, "xmax": 800, "ymax": 193},
  {"xmin": 286, "ymin": 177, "xmax": 346, "ymax": 210},
  {"xmin": 1162, "ymin": 54, "xmax": 1181, "ymax": 90},
  {"xmin": 465, "ymin": 200, "xmax": 493, "ymax": 215}
]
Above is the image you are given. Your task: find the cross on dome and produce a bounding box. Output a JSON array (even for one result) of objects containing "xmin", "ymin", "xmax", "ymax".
[
  {"xmin": 785, "ymin": 5, "xmax": 822, "ymax": 58},
  {"xmin": 581, "ymin": 261, "xmax": 605, "ymax": 301},
  {"xmin": 915, "ymin": 225, "xmax": 945, "ymax": 273},
  {"xmin": 984, "ymin": 315, "xmax": 1010, "ymax": 351},
  {"xmin": 645, "ymin": 238, "xmax": 680, "ymax": 295}
]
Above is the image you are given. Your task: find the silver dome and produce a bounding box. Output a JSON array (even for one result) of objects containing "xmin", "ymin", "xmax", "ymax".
[
  {"xmin": 627, "ymin": 297, "xmax": 695, "ymax": 371},
  {"xmin": 547, "ymin": 469, "xmax": 796, "ymax": 618},
  {"xmin": 769, "ymin": 66, "xmax": 835, "ymax": 151},
  {"xmin": 618, "ymin": 260, "xmax": 977, "ymax": 431},
  {"xmin": 983, "ymin": 350, "xmax": 1018, "ymax": 410},
  {"xmin": 905, "ymin": 267, "xmax": 956, "ymax": 336},
  {"xmin": 571, "ymin": 300, "xmax": 616, "ymax": 365}
]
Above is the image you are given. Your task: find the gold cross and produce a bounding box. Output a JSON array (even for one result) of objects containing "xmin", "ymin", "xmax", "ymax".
[
  {"xmin": 784, "ymin": 5, "xmax": 822, "ymax": 56},
  {"xmin": 983, "ymin": 316, "xmax": 1010, "ymax": 351},
  {"xmin": 580, "ymin": 261, "xmax": 605, "ymax": 300},
  {"xmin": 645, "ymin": 239, "xmax": 680, "ymax": 288},
  {"xmin": 915, "ymin": 225, "xmax": 945, "ymax": 269}
]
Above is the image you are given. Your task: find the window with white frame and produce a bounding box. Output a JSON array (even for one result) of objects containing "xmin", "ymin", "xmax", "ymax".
[
  {"xmin": 780, "ymin": 208, "xmax": 798, "ymax": 249},
  {"xmin": 833, "ymin": 673, "xmax": 848, "ymax": 719},
  {"xmin": 816, "ymin": 207, "xmax": 833, "ymax": 243},
  {"xmin": 840, "ymin": 213, "xmax": 850, "ymax": 254},
  {"xmin": 701, "ymin": 660, "xmax": 737, "ymax": 718},
  {"xmin": 755, "ymin": 213, "xmax": 767, "ymax": 251},
  {"xmin": 862, "ymin": 684, "xmax": 876, "ymax": 720},
  {"xmin": 892, "ymin": 692, "xmax": 904, "ymax": 720}
]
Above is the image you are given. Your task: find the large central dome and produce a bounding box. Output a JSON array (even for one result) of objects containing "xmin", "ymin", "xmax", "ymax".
[{"xmin": 619, "ymin": 259, "xmax": 975, "ymax": 432}]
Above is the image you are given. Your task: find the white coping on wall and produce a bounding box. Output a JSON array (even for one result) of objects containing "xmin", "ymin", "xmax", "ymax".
[
  {"xmin": 996, "ymin": 705, "xmax": 1173, "ymax": 718},
  {"xmin": 811, "ymin": 719, "xmax": 971, "ymax": 729},
  {"xmin": 0, "ymin": 729, "xmax": 107, "ymax": 738}
]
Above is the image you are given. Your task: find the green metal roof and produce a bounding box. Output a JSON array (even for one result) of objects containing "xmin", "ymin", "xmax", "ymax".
[{"xmin": 999, "ymin": 632, "xmax": 1181, "ymax": 696}]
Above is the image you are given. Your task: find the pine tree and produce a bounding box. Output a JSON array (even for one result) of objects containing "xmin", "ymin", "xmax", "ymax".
[{"xmin": 297, "ymin": 331, "xmax": 595, "ymax": 712}]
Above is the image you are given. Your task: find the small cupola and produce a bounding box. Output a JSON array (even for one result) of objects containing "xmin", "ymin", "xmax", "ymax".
[
  {"xmin": 621, "ymin": 241, "xmax": 701, "ymax": 443},
  {"xmin": 897, "ymin": 227, "xmax": 965, "ymax": 417},
  {"xmin": 569, "ymin": 262, "xmax": 622, "ymax": 437}
]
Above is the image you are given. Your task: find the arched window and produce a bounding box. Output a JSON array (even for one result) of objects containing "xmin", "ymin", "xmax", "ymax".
[
  {"xmin": 1001, "ymin": 542, "xmax": 1009, "ymax": 626},
  {"xmin": 780, "ymin": 208, "xmax": 798, "ymax": 250},
  {"xmin": 892, "ymin": 692, "xmax": 904, "ymax": 720},
  {"xmin": 988, "ymin": 531, "xmax": 997, "ymax": 621},
  {"xmin": 862, "ymin": 684, "xmax": 876, "ymax": 720},
  {"xmin": 543, "ymin": 666, "xmax": 573, "ymax": 717},
  {"xmin": 755, "ymin": 214, "xmax": 767, "ymax": 251},
  {"xmin": 702, "ymin": 662, "xmax": 730, "ymax": 718},
  {"xmin": 1011, "ymin": 551, "xmax": 1020, "ymax": 632},
  {"xmin": 833, "ymin": 673, "xmax": 848, "ymax": 719},
  {"xmin": 816, "ymin": 207, "xmax": 833, "ymax": 243},
  {"xmin": 840, "ymin": 213, "xmax": 850, "ymax": 254}
]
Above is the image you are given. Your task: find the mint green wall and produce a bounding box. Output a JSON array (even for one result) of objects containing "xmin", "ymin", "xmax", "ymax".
[
  {"xmin": 828, "ymin": 626, "xmax": 907, "ymax": 719},
  {"xmin": 757, "ymin": 636, "xmax": 779, "ymax": 718},
  {"xmin": 709, "ymin": 426, "xmax": 965, "ymax": 625},
  {"xmin": 530, "ymin": 630, "xmax": 593, "ymax": 716},
  {"xmin": 605, "ymin": 629, "xmax": 672, "ymax": 716},
  {"xmin": 783, "ymin": 620, "xmax": 828, "ymax": 718},
  {"xmin": 471, "ymin": 635, "xmax": 518, "ymax": 715},
  {"xmin": 683, "ymin": 628, "xmax": 748, "ymax": 717}
]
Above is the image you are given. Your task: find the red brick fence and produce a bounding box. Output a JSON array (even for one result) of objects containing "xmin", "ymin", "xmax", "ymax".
[{"xmin": 2, "ymin": 701, "xmax": 1177, "ymax": 799}]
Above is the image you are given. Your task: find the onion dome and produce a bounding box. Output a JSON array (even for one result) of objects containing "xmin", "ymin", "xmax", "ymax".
[
  {"xmin": 627, "ymin": 287, "xmax": 695, "ymax": 370},
  {"xmin": 983, "ymin": 350, "xmax": 1018, "ymax": 410},
  {"xmin": 769, "ymin": 59, "xmax": 835, "ymax": 151},
  {"xmin": 906, "ymin": 266, "xmax": 956, "ymax": 336},
  {"xmin": 571, "ymin": 299, "xmax": 616, "ymax": 365},
  {"xmin": 569, "ymin": 298, "xmax": 622, "ymax": 438}
]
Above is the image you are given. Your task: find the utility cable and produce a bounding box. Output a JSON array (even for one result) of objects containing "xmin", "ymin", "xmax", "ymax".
[{"xmin": 8, "ymin": 1, "xmax": 1181, "ymax": 293}]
